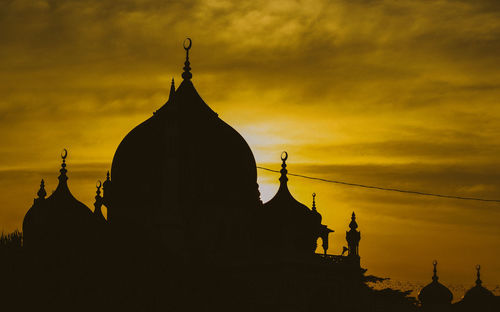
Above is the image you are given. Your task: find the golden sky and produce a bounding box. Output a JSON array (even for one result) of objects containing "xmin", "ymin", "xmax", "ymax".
[{"xmin": 1, "ymin": 0, "xmax": 500, "ymax": 298}]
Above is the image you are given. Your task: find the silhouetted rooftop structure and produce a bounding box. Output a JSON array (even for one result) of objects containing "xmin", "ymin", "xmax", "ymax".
[
  {"xmin": 12, "ymin": 38, "xmax": 498, "ymax": 312},
  {"xmin": 418, "ymin": 261, "xmax": 453, "ymax": 311},
  {"xmin": 463, "ymin": 265, "xmax": 494, "ymax": 302},
  {"xmin": 22, "ymin": 150, "xmax": 99, "ymax": 255},
  {"xmin": 263, "ymin": 152, "xmax": 334, "ymax": 258},
  {"xmin": 106, "ymin": 38, "xmax": 262, "ymax": 263},
  {"xmin": 453, "ymin": 265, "xmax": 497, "ymax": 311}
]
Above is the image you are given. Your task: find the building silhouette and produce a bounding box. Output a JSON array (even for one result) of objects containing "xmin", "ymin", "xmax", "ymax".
[
  {"xmin": 418, "ymin": 262, "xmax": 500, "ymax": 312},
  {"xmin": 4, "ymin": 39, "xmax": 498, "ymax": 312},
  {"xmin": 23, "ymin": 150, "xmax": 100, "ymax": 261},
  {"xmin": 418, "ymin": 261, "xmax": 454, "ymax": 312}
]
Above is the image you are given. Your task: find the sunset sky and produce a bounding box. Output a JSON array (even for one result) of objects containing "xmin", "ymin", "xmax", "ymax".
[{"xmin": 1, "ymin": 0, "xmax": 500, "ymax": 298}]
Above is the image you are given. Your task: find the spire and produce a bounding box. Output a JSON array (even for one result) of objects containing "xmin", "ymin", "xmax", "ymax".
[
  {"xmin": 182, "ymin": 38, "xmax": 192, "ymax": 81},
  {"xmin": 279, "ymin": 151, "xmax": 288, "ymax": 186},
  {"xmin": 349, "ymin": 211, "xmax": 358, "ymax": 230},
  {"xmin": 51, "ymin": 148, "xmax": 75, "ymax": 197},
  {"xmin": 103, "ymin": 170, "xmax": 111, "ymax": 191},
  {"xmin": 103, "ymin": 170, "xmax": 110, "ymax": 186},
  {"xmin": 36, "ymin": 179, "xmax": 47, "ymax": 200},
  {"xmin": 169, "ymin": 78, "xmax": 176, "ymax": 100},
  {"xmin": 432, "ymin": 260, "xmax": 439, "ymax": 282},
  {"xmin": 475, "ymin": 264, "xmax": 482, "ymax": 286},
  {"xmin": 311, "ymin": 192, "xmax": 323, "ymax": 223},
  {"xmin": 58, "ymin": 148, "xmax": 68, "ymax": 183},
  {"xmin": 102, "ymin": 170, "xmax": 112, "ymax": 207}
]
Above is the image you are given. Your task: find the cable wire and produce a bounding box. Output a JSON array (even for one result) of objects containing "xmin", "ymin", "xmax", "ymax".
[{"xmin": 257, "ymin": 166, "xmax": 500, "ymax": 203}]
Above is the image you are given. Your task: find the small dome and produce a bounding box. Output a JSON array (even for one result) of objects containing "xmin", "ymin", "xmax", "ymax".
[
  {"xmin": 418, "ymin": 261, "xmax": 453, "ymax": 306},
  {"xmin": 462, "ymin": 265, "xmax": 494, "ymax": 303},
  {"xmin": 264, "ymin": 152, "xmax": 314, "ymax": 219},
  {"xmin": 23, "ymin": 151, "xmax": 97, "ymax": 252},
  {"xmin": 263, "ymin": 152, "xmax": 318, "ymax": 254}
]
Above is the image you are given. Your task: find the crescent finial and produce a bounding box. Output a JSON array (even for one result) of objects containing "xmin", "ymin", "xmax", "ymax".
[
  {"xmin": 96, "ymin": 180, "xmax": 102, "ymax": 189},
  {"xmin": 281, "ymin": 151, "xmax": 288, "ymax": 161},
  {"xmin": 184, "ymin": 38, "xmax": 192, "ymax": 51},
  {"xmin": 182, "ymin": 38, "xmax": 193, "ymax": 80},
  {"xmin": 61, "ymin": 148, "xmax": 68, "ymax": 160}
]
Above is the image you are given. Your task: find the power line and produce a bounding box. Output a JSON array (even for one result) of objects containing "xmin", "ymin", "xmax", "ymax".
[{"xmin": 257, "ymin": 166, "xmax": 500, "ymax": 203}]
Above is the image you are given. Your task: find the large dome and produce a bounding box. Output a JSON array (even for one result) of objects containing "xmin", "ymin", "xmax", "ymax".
[{"xmin": 108, "ymin": 41, "xmax": 261, "ymax": 258}]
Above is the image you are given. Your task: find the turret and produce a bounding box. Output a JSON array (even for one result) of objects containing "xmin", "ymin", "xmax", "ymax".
[{"xmin": 346, "ymin": 212, "xmax": 360, "ymax": 258}]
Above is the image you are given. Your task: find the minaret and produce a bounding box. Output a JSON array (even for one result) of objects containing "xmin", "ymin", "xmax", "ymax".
[{"xmin": 346, "ymin": 212, "xmax": 361, "ymax": 262}]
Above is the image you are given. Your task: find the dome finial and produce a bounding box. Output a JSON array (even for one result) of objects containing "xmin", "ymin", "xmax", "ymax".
[
  {"xmin": 312, "ymin": 193, "xmax": 317, "ymax": 211},
  {"xmin": 61, "ymin": 148, "xmax": 67, "ymax": 163},
  {"xmin": 59, "ymin": 148, "xmax": 68, "ymax": 181},
  {"xmin": 37, "ymin": 179, "xmax": 47, "ymax": 199},
  {"xmin": 476, "ymin": 264, "xmax": 482, "ymax": 286},
  {"xmin": 433, "ymin": 260, "xmax": 439, "ymax": 282},
  {"xmin": 96, "ymin": 180, "xmax": 102, "ymax": 197},
  {"xmin": 279, "ymin": 151, "xmax": 288, "ymax": 185},
  {"xmin": 169, "ymin": 77, "xmax": 176, "ymax": 100},
  {"xmin": 182, "ymin": 38, "xmax": 192, "ymax": 80},
  {"xmin": 349, "ymin": 211, "xmax": 358, "ymax": 230},
  {"xmin": 281, "ymin": 151, "xmax": 288, "ymax": 162}
]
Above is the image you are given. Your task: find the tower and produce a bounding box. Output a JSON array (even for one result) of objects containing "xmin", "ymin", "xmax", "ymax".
[{"xmin": 346, "ymin": 212, "xmax": 360, "ymax": 259}]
